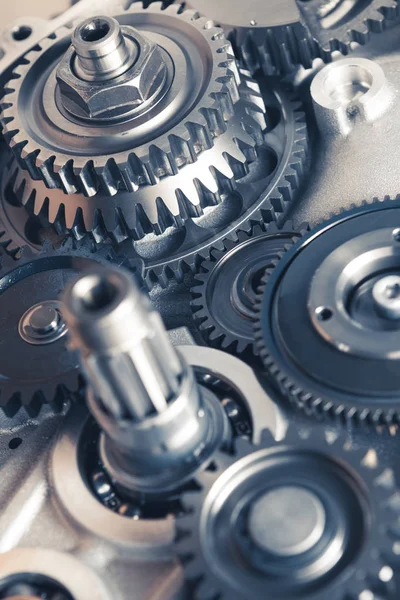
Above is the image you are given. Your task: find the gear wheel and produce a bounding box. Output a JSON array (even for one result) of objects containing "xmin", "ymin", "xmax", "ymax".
[
  {"xmin": 4, "ymin": 68, "xmax": 266, "ymax": 241},
  {"xmin": 186, "ymin": 0, "xmax": 329, "ymax": 76},
  {"xmin": 1, "ymin": 2, "xmax": 266, "ymax": 236},
  {"xmin": 188, "ymin": 0, "xmax": 397, "ymax": 76},
  {"xmin": 121, "ymin": 85, "xmax": 308, "ymax": 289},
  {"xmin": 297, "ymin": 0, "xmax": 399, "ymax": 54},
  {"xmin": 0, "ymin": 155, "xmax": 65, "ymax": 255},
  {"xmin": 230, "ymin": 22, "xmax": 329, "ymax": 77},
  {"xmin": 0, "ymin": 238, "xmax": 127, "ymax": 418},
  {"xmin": 190, "ymin": 222, "xmax": 307, "ymax": 356},
  {"xmin": 254, "ymin": 198, "xmax": 400, "ymax": 428},
  {"xmin": 177, "ymin": 424, "xmax": 400, "ymax": 600}
]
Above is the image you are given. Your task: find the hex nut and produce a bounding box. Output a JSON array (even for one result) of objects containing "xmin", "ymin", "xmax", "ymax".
[{"xmin": 56, "ymin": 26, "xmax": 168, "ymax": 119}]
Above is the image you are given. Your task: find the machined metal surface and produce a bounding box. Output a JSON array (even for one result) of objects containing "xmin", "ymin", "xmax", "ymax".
[
  {"xmin": 2, "ymin": 1, "xmax": 400, "ymax": 599},
  {"xmin": 0, "ymin": 343, "xmax": 284, "ymax": 600},
  {"xmin": 177, "ymin": 425, "xmax": 399, "ymax": 599},
  {"xmin": 255, "ymin": 200, "xmax": 400, "ymax": 426},
  {"xmin": 62, "ymin": 266, "xmax": 230, "ymax": 494}
]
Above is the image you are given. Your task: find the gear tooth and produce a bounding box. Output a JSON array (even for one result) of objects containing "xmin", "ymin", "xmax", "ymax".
[
  {"xmin": 199, "ymin": 105, "xmax": 228, "ymax": 140},
  {"xmin": 186, "ymin": 121, "xmax": 213, "ymax": 157},
  {"xmin": 176, "ymin": 188, "xmax": 203, "ymax": 220},
  {"xmin": 168, "ymin": 134, "xmax": 193, "ymax": 170},
  {"xmin": 154, "ymin": 197, "xmax": 175, "ymax": 234},
  {"xmin": 56, "ymin": 159, "xmax": 79, "ymax": 195},
  {"xmin": 148, "ymin": 145, "xmax": 175, "ymax": 180},
  {"xmin": 79, "ymin": 160, "xmax": 99, "ymax": 196},
  {"xmin": 99, "ymin": 159, "xmax": 121, "ymax": 196}
]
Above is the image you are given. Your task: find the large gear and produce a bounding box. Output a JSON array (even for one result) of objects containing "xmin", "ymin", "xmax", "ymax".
[
  {"xmin": 190, "ymin": 222, "xmax": 306, "ymax": 356},
  {"xmin": 255, "ymin": 198, "xmax": 400, "ymax": 427},
  {"xmin": 177, "ymin": 424, "xmax": 400, "ymax": 600},
  {"xmin": 297, "ymin": 0, "xmax": 399, "ymax": 54},
  {"xmin": 3, "ymin": 68, "xmax": 266, "ymax": 241},
  {"xmin": 0, "ymin": 238, "xmax": 126, "ymax": 418},
  {"xmin": 0, "ymin": 2, "xmax": 266, "ymax": 234},
  {"xmin": 120, "ymin": 85, "xmax": 308, "ymax": 288}
]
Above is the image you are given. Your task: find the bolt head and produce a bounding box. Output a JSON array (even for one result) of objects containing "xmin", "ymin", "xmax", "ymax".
[{"xmin": 56, "ymin": 26, "xmax": 167, "ymax": 119}]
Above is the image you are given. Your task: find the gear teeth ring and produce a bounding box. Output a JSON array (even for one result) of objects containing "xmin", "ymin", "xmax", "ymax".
[
  {"xmin": 5, "ymin": 70, "xmax": 267, "ymax": 242},
  {"xmin": 297, "ymin": 0, "xmax": 399, "ymax": 54},
  {"xmin": 254, "ymin": 198, "xmax": 400, "ymax": 428},
  {"xmin": 121, "ymin": 90, "xmax": 309, "ymax": 290},
  {"xmin": 1, "ymin": 3, "xmax": 265, "ymax": 203},
  {"xmin": 190, "ymin": 221, "xmax": 307, "ymax": 357},
  {"xmin": 177, "ymin": 424, "xmax": 400, "ymax": 600},
  {"xmin": 0, "ymin": 238, "xmax": 130, "ymax": 418}
]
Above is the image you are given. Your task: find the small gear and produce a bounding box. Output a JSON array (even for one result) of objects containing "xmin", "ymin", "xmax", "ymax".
[
  {"xmin": 187, "ymin": 0, "xmax": 396, "ymax": 76},
  {"xmin": 4, "ymin": 69, "xmax": 266, "ymax": 241},
  {"xmin": 1, "ymin": 1, "xmax": 266, "ymax": 236},
  {"xmin": 190, "ymin": 222, "xmax": 306, "ymax": 356},
  {"xmin": 0, "ymin": 238, "xmax": 128, "ymax": 418},
  {"xmin": 297, "ymin": 0, "xmax": 399, "ymax": 54},
  {"xmin": 120, "ymin": 86, "xmax": 308, "ymax": 289},
  {"xmin": 254, "ymin": 198, "xmax": 400, "ymax": 428},
  {"xmin": 186, "ymin": 0, "xmax": 329, "ymax": 76},
  {"xmin": 177, "ymin": 424, "xmax": 400, "ymax": 600},
  {"xmin": 230, "ymin": 23, "xmax": 329, "ymax": 77}
]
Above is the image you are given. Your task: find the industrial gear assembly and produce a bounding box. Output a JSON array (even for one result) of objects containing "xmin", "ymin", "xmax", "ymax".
[{"xmin": 1, "ymin": 0, "xmax": 400, "ymax": 599}]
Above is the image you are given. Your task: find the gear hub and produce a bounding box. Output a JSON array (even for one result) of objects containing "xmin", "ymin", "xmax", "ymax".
[
  {"xmin": 255, "ymin": 198, "xmax": 400, "ymax": 427},
  {"xmin": 177, "ymin": 425, "xmax": 400, "ymax": 599}
]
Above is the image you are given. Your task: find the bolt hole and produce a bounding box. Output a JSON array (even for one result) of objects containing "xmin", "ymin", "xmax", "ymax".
[
  {"xmin": 80, "ymin": 18, "xmax": 111, "ymax": 43},
  {"xmin": 12, "ymin": 25, "xmax": 32, "ymax": 41},
  {"xmin": 315, "ymin": 307, "xmax": 333, "ymax": 322},
  {"xmin": 9, "ymin": 437, "xmax": 23, "ymax": 450},
  {"xmin": 73, "ymin": 273, "xmax": 120, "ymax": 313}
]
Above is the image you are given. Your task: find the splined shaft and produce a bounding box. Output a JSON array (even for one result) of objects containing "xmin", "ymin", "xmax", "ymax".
[
  {"xmin": 62, "ymin": 267, "xmax": 183, "ymax": 420},
  {"xmin": 62, "ymin": 266, "xmax": 228, "ymax": 494}
]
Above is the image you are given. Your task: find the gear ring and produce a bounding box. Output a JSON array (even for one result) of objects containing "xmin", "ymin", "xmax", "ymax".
[
  {"xmin": 0, "ymin": 238, "xmax": 128, "ymax": 418},
  {"xmin": 190, "ymin": 222, "xmax": 306, "ymax": 356},
  {"xmin": 120, "ymin": 84, "xmax": 308, "ymax": 289},
  {"xmin": 0, "ymin": 154, "xmax": 65, "ymax": 255},
  {"xmin": 177, "ymin": 424, "xmax": 400, "ymax": 600},
  {"xmin": 5, "ymin": 68, "xmax": 266, "ymax": 241},
  {"xmin": 297, "ymin": 0, "xmax": 399, "ymax": 54},
  {"xmin": 1, "ymin": 1, "xmax": 266, "ymax": 226},
  {"xmin": 254, "ymin": 198, "xmax": 400, "ymax": 428}
]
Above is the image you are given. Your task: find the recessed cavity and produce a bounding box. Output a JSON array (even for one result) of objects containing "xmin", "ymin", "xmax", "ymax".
[
  {"xmin": 323, "ymin": 64, "xmax": 373, "ymax": 107},
  {"xmin": 12, "ymin": 25, "xmax": 32, "ymax": 41},
  {"xmin": 73, "ymin": 274, "xmax": 120, "ymax": 313},
  {"xmin": 80, "ymin": 18, "xmax": 111, "ymax": 43},
  {"xmin": 8, "ymin": 437, "xmax": 22, "ymax": 450},
  {"xmin": 315, "ymin": 307, "xmax": 333, "ymax": 322}
]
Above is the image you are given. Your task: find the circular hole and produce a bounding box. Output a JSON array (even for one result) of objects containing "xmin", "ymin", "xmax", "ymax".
[
  {"xmin": 315, "ymin": 307, "xmax": 333, "ymax": 322},
  {"xmin": 323, "ymin": 64, "xmax": 373, "ymax": 107},
  {"xmin": 80, "ymin": 18, "xmax": 111, "ymax": 43},
  {"xmin": 73, "ymin": 274, "xmax": 120, "ymax": 313},
  {"xmin": 12, "ymin": 25, "xmax": 32, "ymax": 41},
  {"xmin": 8, "ymin": 437, "xmax": 23, "ymax": 450}
]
